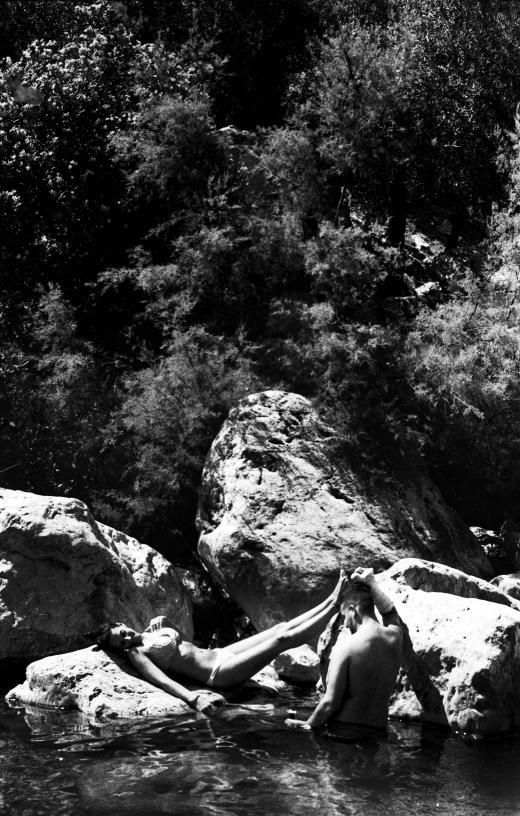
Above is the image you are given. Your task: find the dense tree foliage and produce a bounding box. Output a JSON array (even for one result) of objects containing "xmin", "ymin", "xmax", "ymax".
[{"xmin": 3, "ymin": 0, "xmax": 520, "ymax": 562}]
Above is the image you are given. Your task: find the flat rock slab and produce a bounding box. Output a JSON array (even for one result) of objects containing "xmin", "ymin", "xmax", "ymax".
[
  {"xmin": 197, "ymin": 391, "xmax": 491, "ymax": 629},
  {"xmin": 5, "ymin": 646, "xmax": 291, "ymax": 728},
  {"xmin": 0, "ymin": 489, "xmax": 192, "ymax": 665},
  {"xmin": 6, "ymin": 647, "xmax": 191, "ymax": 720}
]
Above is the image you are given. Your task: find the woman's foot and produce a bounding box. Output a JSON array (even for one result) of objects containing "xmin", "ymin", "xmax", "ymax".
[{"xmin": 331, "ymin": 568, "xmax": 348, "ymax": 607}]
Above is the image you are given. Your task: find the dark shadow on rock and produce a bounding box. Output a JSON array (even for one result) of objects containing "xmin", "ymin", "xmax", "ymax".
[
  {"xmin": 0, "ymin": 658, "xmax": 32, "ymax": 694},
  {"xmin": 400, "ymin": 617, "xmax": 450, "ymax": 729}
]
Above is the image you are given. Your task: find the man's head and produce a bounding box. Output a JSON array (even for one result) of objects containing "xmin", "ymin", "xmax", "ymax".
[
  {"xmin": 340, "ymin": 580, "xmax": 375, "ymax": 632},
  {"xmin": 84, "ymin": 622, "xmax": 142, "ymax": 650}
]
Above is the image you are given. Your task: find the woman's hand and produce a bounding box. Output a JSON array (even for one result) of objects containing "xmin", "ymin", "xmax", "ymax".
[{"xmin": 191, "ymin": 691, "xmax": 226, "ymax": 714}]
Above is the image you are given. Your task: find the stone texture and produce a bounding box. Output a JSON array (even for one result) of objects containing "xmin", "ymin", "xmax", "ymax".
[
  {"xmin": 491, "ymin": 572, "xmax": 520, "ymax": 603},
  {"xmin": 0, "ymin": 489, "xmax": 192, "ymax": 665},
  {"xmin": 5, "ymin": 646, "xmax": 289, "ymax": 726},
  {"xmin": 197, "ymin": 390, "xmax": 492, "ymax": 629},
  {"xmin": 385, "ymin": 557, "xmax": 520, "ymax": 609},
  {"xmin": 471, "ymin": 524, "xmax": 520, "ymax": 575},
  {"xmin": 381, "ymin": 559, "xmax": 520, "ymax": 735},
  {"xmin": 272, "ymin": 645, "xmax": 320, "ymax": 685},
  {"xmin": 8, "ymin": 556, "xmax": 520, "ymax": 736},
  {"xmin": 5, "ymin": 646, "xmax": 191, "ymax": 720}
]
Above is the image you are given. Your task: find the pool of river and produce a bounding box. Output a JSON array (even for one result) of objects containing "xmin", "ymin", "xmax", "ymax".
[{"xmin": 2, "ymin": 696, "xmax": 520, "ymax": 816}]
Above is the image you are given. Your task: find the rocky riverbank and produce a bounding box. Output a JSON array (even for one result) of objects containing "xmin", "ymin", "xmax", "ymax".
[{"xmin": 5, "ymin": 391, "xmax": 520, "ymax": 737}]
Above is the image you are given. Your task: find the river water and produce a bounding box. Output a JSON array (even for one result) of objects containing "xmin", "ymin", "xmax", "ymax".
[{"xmin": 2, "ymin": 696, "xmax": 520, "ymax": 816}]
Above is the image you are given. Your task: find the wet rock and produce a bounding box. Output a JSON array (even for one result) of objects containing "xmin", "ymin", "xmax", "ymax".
[
  {"xmin": 382, "ymin": 559, "xmax": 520, "ymax": 735},
  {"xmin": 197, "ymin": 391, "xmax": 491, "ymax": 629},
  {"xmin": 272, "ymin": 645, "xmax": 320, "ymax": 685},
  {"xmin": 0, "ymin": 488, "xmax": 192, "ymax": 666}
]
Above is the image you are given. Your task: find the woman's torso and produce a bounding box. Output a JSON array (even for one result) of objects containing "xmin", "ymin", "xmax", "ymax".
[{"xmin": 139, "ymin": 628, "xmax": 219, "ymax": 683}]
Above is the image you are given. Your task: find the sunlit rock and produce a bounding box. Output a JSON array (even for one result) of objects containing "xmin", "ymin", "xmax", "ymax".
[
  {"xmin": 272, "ymin": 645, "xmax": 320, "ymax": 685},
  {"xmin": 5, "ymin": 646, "xmax": 192, "ymax": 719},
  {"xmin": 385, "ymin": 557, "xmax": 520, "ymax": 609},
  {"xmin": 490, "ymin": 572, "xmax": 520, "ymax": 603},
  {"xmin": 0, "ymin": 488, "xmax": 192, "ymax": 666},
  {"xmin": 5, "ymin": 645, "xmax": 289, "ymax": 724},
  {"xmin": 383, "ymin": 559, "xmax": 520, "ymax": 735},
  {"xmin": 197, "ymin": 391, "xmax": 492, "ymax": 629}
]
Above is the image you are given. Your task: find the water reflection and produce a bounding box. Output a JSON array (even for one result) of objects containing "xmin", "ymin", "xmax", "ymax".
[
  {"xmin": 76, "ymin": 718, "xmax": 448, "ymax": 816},
  {"xmin": 3, "ymin": 699, "xmax": 520, "ymax": 816}
]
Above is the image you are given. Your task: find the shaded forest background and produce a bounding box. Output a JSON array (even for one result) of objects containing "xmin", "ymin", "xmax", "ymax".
[{"xmin": 2, "ymin": 0, "xmax": 520, "ymax": 566}]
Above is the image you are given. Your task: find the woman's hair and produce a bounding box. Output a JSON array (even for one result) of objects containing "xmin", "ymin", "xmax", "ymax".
[{"xmin": 83, "ymin": 622, "xmax": 123, "ymax": 648}]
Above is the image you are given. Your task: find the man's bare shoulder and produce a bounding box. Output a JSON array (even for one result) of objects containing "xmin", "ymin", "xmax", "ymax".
[{"xmin": 330, "ymin": 630, "xmax": 355, "ymax": 658}]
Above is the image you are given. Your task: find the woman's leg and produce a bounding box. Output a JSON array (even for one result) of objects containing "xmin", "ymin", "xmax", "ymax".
[
  {"xmin": 221, "ymin": 571, "xmax": 346, "ymax": 658},
  {"xmin": 211, "ymin": 592, "xmax": 344, "ymax": 688}
]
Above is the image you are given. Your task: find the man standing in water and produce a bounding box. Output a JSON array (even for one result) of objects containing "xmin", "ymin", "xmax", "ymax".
[{"xmin": 286, "ymin": 568, "xmax": 403, "ymax": 737}]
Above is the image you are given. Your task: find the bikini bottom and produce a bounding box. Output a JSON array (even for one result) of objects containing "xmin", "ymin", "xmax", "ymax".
[{"xmin": 206, "ymin": 649, "xmax": 224, "ymax": 687}]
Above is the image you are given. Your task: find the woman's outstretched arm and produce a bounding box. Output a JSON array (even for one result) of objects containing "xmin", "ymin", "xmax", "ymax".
[{"xmin": 128, "ymin": 649, "xmax": 223, "ymax": 713}]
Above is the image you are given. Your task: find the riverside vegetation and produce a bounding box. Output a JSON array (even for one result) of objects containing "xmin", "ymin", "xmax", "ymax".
[{"xmin": 2, "ymin": 0, "xmax": 520, "ymax": 567}]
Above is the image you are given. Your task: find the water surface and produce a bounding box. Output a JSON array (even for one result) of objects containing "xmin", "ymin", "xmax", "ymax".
[{"xmin": 2, "ymin": 697, "xmax": 520, "ymax": 816}]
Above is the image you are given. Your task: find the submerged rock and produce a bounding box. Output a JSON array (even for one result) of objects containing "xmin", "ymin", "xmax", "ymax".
[
  {"xmin": 0, "ymin": 489, "xmax": 192, "ymax": 666},
  {"xmin": 197, "ymin": 391, "xmax": 491, "ymax": 629},
  {"xmin": 383, "ymin": 559, "xmax": 520, "ymax": 735}
]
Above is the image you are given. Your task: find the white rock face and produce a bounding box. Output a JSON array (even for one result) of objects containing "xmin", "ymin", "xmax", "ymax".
[
  {"xmin": 0, "ymin": 489, "xmax": 192, "ymax": 664},
  {"xmin": 197, "ymin": 391, "xmax": 492, "ymax": 629},
  {"xmin": 382, "ymin": 559, "xmax": 520, "ymax": 735},
  {"xmin": 272, "ymin": 645, "xmax": 320, "ymax": 684}
]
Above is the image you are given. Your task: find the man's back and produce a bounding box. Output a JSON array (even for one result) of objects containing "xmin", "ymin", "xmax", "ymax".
[{"xmin": 329, "ymin": 619, "xmax": 402, "ymax": 729}]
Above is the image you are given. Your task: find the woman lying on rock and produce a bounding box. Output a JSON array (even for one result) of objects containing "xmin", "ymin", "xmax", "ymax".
[{"xmin": 87, "ymin": 571, "xmax": 347, "ymax": 714}]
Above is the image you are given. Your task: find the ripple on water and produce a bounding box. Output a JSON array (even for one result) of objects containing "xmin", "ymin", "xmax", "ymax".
[{"xmin": 3, "ymin": 700, "xmax": 520, "ymax": 816}]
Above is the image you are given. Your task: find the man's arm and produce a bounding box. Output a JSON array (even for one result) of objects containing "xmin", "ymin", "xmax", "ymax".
[{"xmin": 286, "ymin": 641, "xmax": 350, "ymax": 730}]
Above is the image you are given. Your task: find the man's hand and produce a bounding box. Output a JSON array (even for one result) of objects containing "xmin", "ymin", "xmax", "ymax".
[
  {"xmin": 285, "ymin": 718, "xmax": 312, "ymax": 730},
  {"xmin": 352, "ymin": 567, "xmax": 395, "ymax": 616},
  {"xmin": 350, "ymin": 567, "xmax": 375, "ymax": 585}
]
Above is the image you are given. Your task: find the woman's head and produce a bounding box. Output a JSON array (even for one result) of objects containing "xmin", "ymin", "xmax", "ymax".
[{"xmin": 85, "ymin": 622, "xmax": 142, "ymax": 650}]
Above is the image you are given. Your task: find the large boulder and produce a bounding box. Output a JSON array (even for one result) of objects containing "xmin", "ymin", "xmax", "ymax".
[
  {"xmin": 383, "ymin": 559, "xmax": 520, "ymax": 735},
  {"xmin": 0, "ymin": 489, "xmax": 192, "ymax": 668},
  {"xmin": 5, "ymin": 646, "xmax": 288, "ymax": 726},
  {"xmin": 197, "ymin": 391, "xmax": 492, "ymax": 629},
  {"xmin": 5, "ymin": 646, "xmax": 191, "ymax": 720}
]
